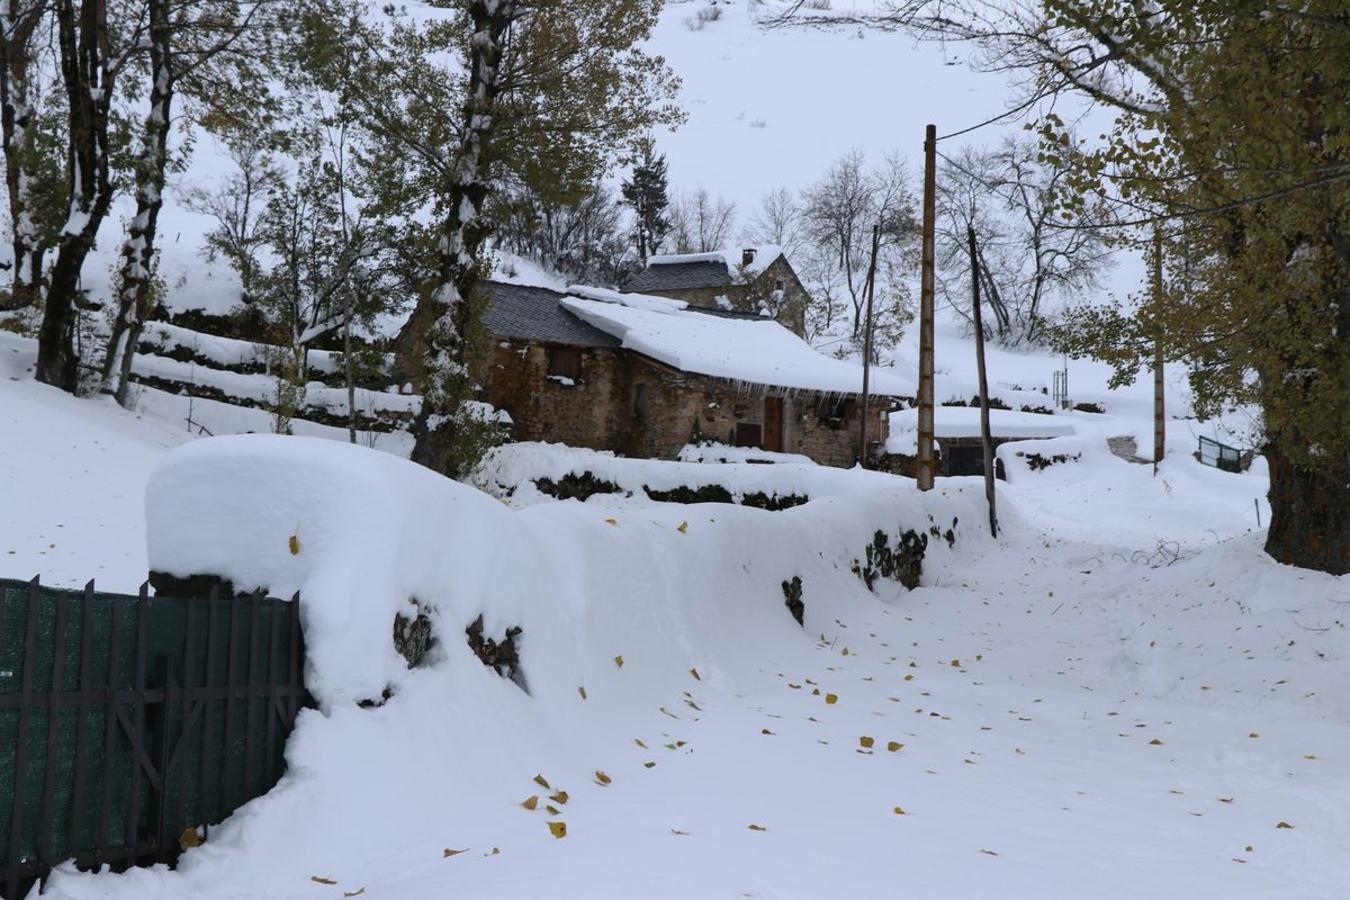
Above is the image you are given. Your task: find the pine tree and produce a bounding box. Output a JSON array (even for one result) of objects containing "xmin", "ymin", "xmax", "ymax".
[{"xmin": 622, "ymin": 140, "xmax": 670, "ymax": 263}]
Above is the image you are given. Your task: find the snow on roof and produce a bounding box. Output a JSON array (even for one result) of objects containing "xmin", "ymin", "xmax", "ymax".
[
  {"xmin": 559, "ymin": 289, "xmax": 914, "ymax": 397},
  {"xmin": 887, "ymin": 406, "xmax": 1076, "ymax": 455},
  {"xmin": 647, "ymin": 245, "xmax": 783, "ymax": 277}
]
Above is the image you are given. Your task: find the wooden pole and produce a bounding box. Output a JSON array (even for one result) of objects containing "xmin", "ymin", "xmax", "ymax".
[
  {"xmin": 917, "ymin": 124, "xmax": 937, "ymax": 489},
  {"xmin": 968, "ymin": 226, "xmax": 997, "ymax": 537},
  {"xmin": 858, "ymin": 223, "xmax": 881, "ymax": 467},
  {"xmin": 1152, "ymin": 228, "xmax": 1165, "ymax": 476}
]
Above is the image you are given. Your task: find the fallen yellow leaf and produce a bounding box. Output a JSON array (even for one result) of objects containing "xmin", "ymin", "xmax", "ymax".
[
  {"xmin": 605, "ymin": 517, "xmax": 618, "ymax": 526},
  {"xmin": 859, "ymin": 736, "xmax": 874, "ymax": 748},
  {"xmin": 550, "ymin": 791, "xmax": 569, "ymax": 804},
  {"xmin": 677, "ymin": 521, "xmax": 689, "ymax": 533},
  {"xmin": 825, "ymin": 693, "xmax": 838, "ymax": 705},
  {"xmin": 614, "ymin": 655, "xmax": 624, "ymax": 668},
  {"xmin": 549, "ymin": 821, "xmax": 568, "ymax": 839},
  {"xmin": 893, "ymin": 806, "xmax": 906, "ymax": 815},
  {"xmin": 289, "ymin": 535, "xmax": 301, "ymax": 556},
  {"xmin": 887, "ymin": 741, "xmax": 903, "ymax": 752},
  {"xmin": 178, "ymin": 827, "xmax": 201, "ymax": 850},
  {"xmin": 534, "ymin": 774, "xmax": 551, "ymax": 789},
  {"xmin": 690, "ymin": 668, "xmax": 701, "ymax": 681},
  {"xmin": 443, "ymin": 848, "xmax": 467, "ymax": 858},
  {"xmin": 595, "ymin": 771, "xmax": 612, "ymax": 785},
  {"xmin": 521, "ymin": 795, "xmax": 539, "ymax": 811}
]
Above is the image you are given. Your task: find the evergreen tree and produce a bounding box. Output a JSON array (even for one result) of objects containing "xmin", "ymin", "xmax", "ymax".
[{"xmin": 621, "ymin": 139, "xmax": 670, "ymax": 263}]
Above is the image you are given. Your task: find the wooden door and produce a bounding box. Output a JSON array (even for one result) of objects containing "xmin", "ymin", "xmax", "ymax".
[{"xmin": 763, "ymin": 396, "xmax": 784, "ymax": 453}]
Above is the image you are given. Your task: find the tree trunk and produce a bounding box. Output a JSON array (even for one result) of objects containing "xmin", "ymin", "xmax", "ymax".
[
  {"xmin": 0, "ymin": 2, "xmax": 45, "ymax": 311},
  {"xmin": 408, "ymin": 0, "xmax": 518, "ymax": 474},
  {"xmin": 37, "ymin": 0, "xmax": 115, "ymax": 392},
  {"xmin": 1264, "ymin": 445, "xmax": 1349, "ymax": 576},
  {"xmin": 102, "ymin": 0, "xmax": 172, "ymax": 404}
]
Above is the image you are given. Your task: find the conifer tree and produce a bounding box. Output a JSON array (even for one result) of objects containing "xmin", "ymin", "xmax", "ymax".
[{"xmin": 621, "ymin": 139, "xmax": 671, "ymax": 263}]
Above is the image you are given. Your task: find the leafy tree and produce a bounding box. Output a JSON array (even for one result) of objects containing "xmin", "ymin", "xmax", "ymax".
[
  {"xmin": 770, "ymin": 0, "xmax": 1350, "ymax": 574},
  {"xmin": 304, "ymin": 0, "xmax": 682, "ymax": 478},
  {"xmin": 621, "ymin": 139, "xmax": 671, "ymax": 262}
]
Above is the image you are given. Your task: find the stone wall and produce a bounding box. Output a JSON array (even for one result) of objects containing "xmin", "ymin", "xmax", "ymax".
[
  {"xmin": 644, "ymin": 256, "xmax": 811, "ymax": 337},
  {"xmin": 481, "ymin": 340, "xmax": 887, "ymax": 468},
  {"xmin": 481, "ymin": 340, "xmax": 628, "ymax": 452}
]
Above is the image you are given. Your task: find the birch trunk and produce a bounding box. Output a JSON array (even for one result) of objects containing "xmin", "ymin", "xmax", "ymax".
[
  {"xmin": 101, "ymin": 0, "xmax": 172, "ymax": 405},
  {"xmin": 408, "ymin": 0, "xmax": 519, "ymax": 473}
]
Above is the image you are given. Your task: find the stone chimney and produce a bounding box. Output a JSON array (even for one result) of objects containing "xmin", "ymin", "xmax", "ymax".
[{"xmin": 741, "ymin": 248, "xmax": 756, "ymax": 267}]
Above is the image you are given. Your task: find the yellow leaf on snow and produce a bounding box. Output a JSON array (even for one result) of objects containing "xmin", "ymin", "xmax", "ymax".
[
  {"xmin": 887, "ymin": 741, "xmax": 903, "ymax": 752},
  {"xmin": 311, "ymin": 876, "xmax": 337, "ymax": 885},
  {"xmin": 578, "ymin": 685, "xmax": 587, "ymax": 700},
  {"xmin": 859, "ymin": 736, "xmax": 874, "ymax": 749},
  {"xmin": 595, "ymin": 771, "xmax": 612, "ymax": 785},
  {"xmin": 443, "ymin": 848, "xmax": 467, "ymax": 858},
  {"xmin": 549, "ymin": 821, "xmax": 568, "ymax": 839},
  {"xmin": 605, "ymin": 518, "xmax": 618, "ymax": 527},
  {"xmin": 550, "ymin": 791, "xmax": 569, "ymax": 804},
  {"xmin": 825, "ymin": 693, "xmax": 838, "ymax": 705},
  {"xmin": 288, "ymin": 535, "xmax": 301, "ymax": 556},
  {"xmin": 1276, "ymin": 821, "xmax": 1294, "ymax": 829},
  {"xmin": 748, "ymin": 824, "xmax": 767, "ymax": 831},
  {"xmin": 690, "ymin": 668, "xmax": 701, "ymax": 681},
  {"xmin": 534, "ymin": 774, "xmax": 551, "ymax": 789},
  {"xmin": 521, "ymin": 795, "xmax": 539, "ymax": 811},
  {"xmin": 178, "ymin": 827, "xmax": 201, "ymax": 850},
  {"xmin": 893, "ymin": 806, "xmax": 906, "ymax": 815},
  {"xmin": 634, "ymin": 738, "xmax": 648, "ymax": 748},
  {"xmin": 614, "ymin": 655, "xmax": 624, "ymax": 668},
  {"xmin": 677, "ymin": 521, "xmax": 689, "ymax": 533},
  {"xmin": 546, "ymin": 805, "xmax": 561, "ymax": 815}
]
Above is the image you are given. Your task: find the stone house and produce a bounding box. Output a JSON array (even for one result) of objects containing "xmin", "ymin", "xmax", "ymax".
[
  {"xmin": 479, "ymin": 281, "xmax": 913, "ymax": 468},
  {"xmin": 622, "ymin": 246, "xmax": 811, "ymax": 336}
]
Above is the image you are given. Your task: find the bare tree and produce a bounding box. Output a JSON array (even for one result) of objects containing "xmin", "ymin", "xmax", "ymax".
[
  {"xmin": 936, "ymin": 137, "xmax": 1111, "ymax": 345},
  {"xmin": 744, "ymin": 185, "xmax": 805, "ymax": 257},
  {"xmin": 100, "ymin": 0, "xmax": 283, "ymax": 405},
  {"xmin": 668, "ymin": 187, "xmax": 736, "ymax": 253},
  {"xmin": 800, "ymin": 148, "xmax": 918, "ymax": 346}
]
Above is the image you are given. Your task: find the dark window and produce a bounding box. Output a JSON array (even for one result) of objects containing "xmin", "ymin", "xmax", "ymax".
[
  {"xmin": 634, "ymin": 383, "xmax": 647, "ymax": 419},
  {"xmin": 735, "ymin": 423, "xmax": 763, "ymax": 447},
  {"xmin": 774, "ymin": 278, "xmax": 785, "ymax": 292},
  {"xmin": 547, "ymin": 346, "xmax": 582, "ymax": 381},
  {"xmin": 818, "ymin": 396, "xmax": 850, "ymax": 425}
]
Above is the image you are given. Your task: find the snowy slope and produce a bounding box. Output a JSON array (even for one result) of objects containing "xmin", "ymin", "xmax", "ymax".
[{"xmin": 28, "ymin": 432, "xmax": 1349, "ymax": 900}]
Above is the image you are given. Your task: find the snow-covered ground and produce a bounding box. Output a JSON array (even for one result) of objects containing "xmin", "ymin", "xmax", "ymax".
[{"xmin": 2, "ymin": 326, "xmax": 1346, "ymax": 900}]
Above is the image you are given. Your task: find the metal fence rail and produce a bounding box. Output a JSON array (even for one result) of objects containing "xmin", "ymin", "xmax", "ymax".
[{"xmin": 0, "ymin": 577, "xmax": 309, "ymax": 899}]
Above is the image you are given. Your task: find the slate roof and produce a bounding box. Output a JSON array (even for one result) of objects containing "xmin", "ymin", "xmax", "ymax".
[
  {"xmin": 481, "ymin": 281, "xmax": 620, "ymax": 348},
  {"xmin": 624, "ymin": 260, "xmax": 733, "ymax": 293}
]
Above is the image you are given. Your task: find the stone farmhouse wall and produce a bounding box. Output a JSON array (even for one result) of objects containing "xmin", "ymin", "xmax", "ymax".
[{"xmin": 481, "ymin": 339, "xmax": 888, "ymax": 468}]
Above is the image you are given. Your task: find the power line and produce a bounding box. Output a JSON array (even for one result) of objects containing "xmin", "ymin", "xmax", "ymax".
[
  {"xmin": 935, "ymin": 88, "xmax": 1051, "ymax": 142},
  {"xmin": 935, "ymin": 147, "xmax": 1350, "ymax": 233}
]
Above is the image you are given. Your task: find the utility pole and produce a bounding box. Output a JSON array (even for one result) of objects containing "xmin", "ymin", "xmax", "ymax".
[
  {"xmin": 858, "ymin": 224, "xmax": 881, "ymax": 467},
  {"xmin": 1152, "ymin": 228, "xmax": 1165, "ymax": 476},
  {"xmin": 968, "ymin": 226, "xmax": 997, "ymax": 537},
  {"xmin": 917, "ymin": 124, "xmax": 937, "ymax": 489}
]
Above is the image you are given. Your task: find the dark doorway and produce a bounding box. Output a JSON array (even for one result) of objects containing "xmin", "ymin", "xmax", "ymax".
[{"xmin": 763, "ymin": 397, "xmax": 784, "ymax": 452}]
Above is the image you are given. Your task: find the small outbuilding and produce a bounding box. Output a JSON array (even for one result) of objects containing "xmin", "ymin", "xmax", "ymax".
[
  {"xmin": 885, "ymin": 407, "xmax": 1076, "ymax": 478},
  {"xmin": 479, "ymin": 281, "xmax": 912, "ymax": 467}
]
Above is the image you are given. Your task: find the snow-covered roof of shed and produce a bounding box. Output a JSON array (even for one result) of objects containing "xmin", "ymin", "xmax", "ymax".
[
  {"xmin": 623, "ymin": 246, "xmax": 784, "ymax": 294},
  {"xmin": 560, "ymin": 288, "xmax": 914, "ymax": 398}
]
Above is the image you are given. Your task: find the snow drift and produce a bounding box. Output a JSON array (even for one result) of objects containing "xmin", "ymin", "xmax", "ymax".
[{"xmin": 100, "ymin": 435, "xmax": 990, "ymax": 898}]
